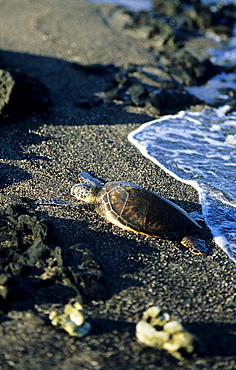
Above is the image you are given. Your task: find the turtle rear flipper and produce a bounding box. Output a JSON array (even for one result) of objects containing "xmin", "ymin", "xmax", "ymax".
[{"xmin": 181, "ymin": 236, "xmax": 208, "ymax": 254}]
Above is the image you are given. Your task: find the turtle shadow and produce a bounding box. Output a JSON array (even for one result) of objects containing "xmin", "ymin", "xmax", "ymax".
[{"xmin": 35, "ymin": 210, "xmax": 152, "ymax": 293}]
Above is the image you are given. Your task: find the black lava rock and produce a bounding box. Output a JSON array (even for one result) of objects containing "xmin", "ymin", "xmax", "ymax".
[
  {"xmin": 0, "ymin": 68, "xmax": 50, "ymax": 122},
  {"xmin": 164, "ymin": 50, "xmax": 219, "ymax": 87}
]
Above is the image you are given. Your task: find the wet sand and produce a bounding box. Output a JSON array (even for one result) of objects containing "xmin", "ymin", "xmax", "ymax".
[{"xmin": 0, "ymin": 1, "xmax": 235, "ymax": 369}]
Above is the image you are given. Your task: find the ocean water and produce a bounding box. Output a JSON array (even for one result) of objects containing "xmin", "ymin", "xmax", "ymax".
[{"xmin": 87, "ymin": 0, "xmax": 152, "ymax": 11}]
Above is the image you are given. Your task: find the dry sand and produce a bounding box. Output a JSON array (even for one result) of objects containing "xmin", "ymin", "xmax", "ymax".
[{"xmin": 0, "ymin": 0, "xmax": 235, "ymax": 369}]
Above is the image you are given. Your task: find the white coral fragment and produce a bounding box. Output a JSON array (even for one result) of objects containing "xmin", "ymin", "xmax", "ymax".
[
  {"xmin": 136, "ymin": 306, "xmax": 202, "ymax": 359},
  {"xmin": 49, "ymin": 301, "xmax": 91, "ymax": 337}
]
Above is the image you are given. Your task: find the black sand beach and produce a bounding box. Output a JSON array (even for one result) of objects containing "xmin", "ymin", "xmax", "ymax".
[{"xmin": 0, "ymin": 0, "xmax": 235, "ymax": 369}]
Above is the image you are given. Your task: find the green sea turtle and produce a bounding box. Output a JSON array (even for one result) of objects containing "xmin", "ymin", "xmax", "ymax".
[{"xmin": 36, "ymin": 171, "xmax": 207, "ymax": 254}]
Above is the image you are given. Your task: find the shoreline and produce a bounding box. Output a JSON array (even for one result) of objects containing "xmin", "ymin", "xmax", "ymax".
[{"xmin": 0, "ymin": 1, "xmax": 236, "ymax": 369}]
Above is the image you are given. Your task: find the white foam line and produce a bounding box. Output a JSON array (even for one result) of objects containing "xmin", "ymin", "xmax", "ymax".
[{"xmin": 128, "ymin": 112, "xmax": 202, "ymax": 191}]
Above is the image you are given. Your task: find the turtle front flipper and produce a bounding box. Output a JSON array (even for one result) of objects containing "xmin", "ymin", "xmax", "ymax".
[
  {"xmin": 79, "ymin": 171, "xmax": 104, "ymax": 187},
  {"xmin": 180, "ymin": 236, "xmax": 208, "ymax": 255},
  {"xmin": 35, "ymin": 198, "xmax": 94, "ymax": 210}
]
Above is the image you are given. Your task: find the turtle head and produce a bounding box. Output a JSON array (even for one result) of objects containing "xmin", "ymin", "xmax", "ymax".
[{"xmin": 71, "ymin": 183, "xmax": 98, "ymax": 203}]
